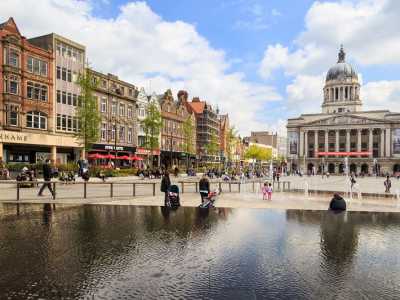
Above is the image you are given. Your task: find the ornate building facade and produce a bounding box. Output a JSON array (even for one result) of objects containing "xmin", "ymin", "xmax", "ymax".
[
  {"xmin": 0, "ymin": 17, "xmax": 81, "ymax": 164},
  {"xmin": 88, "ymin": 69, "xmax": 138, "ymax": 158},
  {"xmin": 287, "ymin": 47, "xmax": 400, "ymax": 175}
]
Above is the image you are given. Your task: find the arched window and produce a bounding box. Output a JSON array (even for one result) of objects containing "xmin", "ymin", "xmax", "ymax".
[{"xmin": 26, "ymin": 111, "xmax": 47, "ymax": 129}]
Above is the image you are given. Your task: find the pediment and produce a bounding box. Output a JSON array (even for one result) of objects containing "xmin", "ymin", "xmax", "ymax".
[{"xmin": 305, "ymin": 114, "xmax": 386, "ymax": 126}]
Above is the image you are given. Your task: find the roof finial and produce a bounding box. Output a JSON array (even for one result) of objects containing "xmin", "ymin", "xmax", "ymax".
[{"xmin": 338, "ymin": 44, "xmax": 345, "ymax": 63}]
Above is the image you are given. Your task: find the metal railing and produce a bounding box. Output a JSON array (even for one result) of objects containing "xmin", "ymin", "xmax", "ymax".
[{"xmin": 0, "ymin": 178, "xmax": 291, "ymax": 202}]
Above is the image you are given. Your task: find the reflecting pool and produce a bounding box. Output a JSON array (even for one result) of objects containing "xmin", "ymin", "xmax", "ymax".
[{"xmin": 0, "ymin": 205, "xmax": 399, "ymax": 299}]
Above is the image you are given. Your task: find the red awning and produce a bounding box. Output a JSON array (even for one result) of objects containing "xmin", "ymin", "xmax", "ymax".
[
  {"xmin": 130, "ymin": 156, "xmax": 144, "ymax": 161},
  {"xmin": 103, "ymin": 154, "xmax": 116, "ymax": 159},
  {"xmin": 88, "ymin": 153, "xmax": 106, "ymax": 159},
  {"xmin": 117, "ymin": 155, "xmax": 131, "ymax": 160},
  {"xmin": 316, "ymin": 151, "xmax": 372, "ymax": 156}
]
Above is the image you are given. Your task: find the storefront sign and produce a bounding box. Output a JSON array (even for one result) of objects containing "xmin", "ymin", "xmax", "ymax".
[
  {"xmin": 0, "ymin": 131, "xmax": 28, "ymax": 143},
  {"xmin": 91, "ymin": 143, "xmax": 136, "ymax": 153},
  {"xmin": 105, "ymin": 145, "xmax": 124, "ymax": 151},
  {"xmin": 136, "ymin": 147, "xmax": 160, "ymax": 155}
]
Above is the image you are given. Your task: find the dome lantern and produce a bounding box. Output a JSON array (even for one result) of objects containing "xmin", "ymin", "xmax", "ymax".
[{"xmin": 322, "ymin": 46, "xmax": 362, "ymax": 114}]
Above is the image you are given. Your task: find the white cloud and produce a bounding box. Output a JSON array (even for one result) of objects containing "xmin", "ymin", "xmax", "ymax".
[
  {"xmin": 259, "ymin": 0, "xmax": 400, "ymax": 119},
  {"xmin": 260, "ymin": 0, "xmax": 400, "ymax": 77},
  {"xmin": 0, "ymin": 0, "xmax": 282, "ymax": 135},
  {"xmin": 286, "ymin": 74, "xmax": 324, "ymax": 115},
  {"xmin": 362, "ymin": 81, "xmax": 400, "ymax": 111}
]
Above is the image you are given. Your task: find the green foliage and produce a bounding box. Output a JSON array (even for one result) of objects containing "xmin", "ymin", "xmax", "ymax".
[
  {"xmin": 205, "ymin": 132, "xmax": 219, "ymax": 156},
  {"xmin": 75, "ymin": 68, "xmax": 101, "ymax": 155},
  {"xmin": 89, "ymin": 166, "xmax": 138, "ymax": 177},
  {"xmin": 141, "ymin": 101, "xmax": 162, "ymax": 167},
  {"xmin": 182, "ymin": 116, "xmax": 195, "ymax": 154},
  {"xmin": 226, "ymin": 126, "xmax": 238, "ymax": 162},
  {"xmin": 245, "ymin": 145, "xmax": 272, "ymax": 161}
]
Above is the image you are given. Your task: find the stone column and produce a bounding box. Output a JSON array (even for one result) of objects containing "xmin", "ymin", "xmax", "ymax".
[
  {"xmin": 325, "ymin": 130, "xmax": 329, "ymax": 152},
  {"xmin": 335, "ymin": 130, "xmax": 339, "ymax": 155},
  {"xmin": 51, "ymin": 146, "xmax": 57, "ymax": 163},
  {"xmin": 314, "ymin": 130, "xmax": 319, "ymax": 158},
  {"xmin": 385, "ymin": 128, "xmax": 391, "ymax": 158},
  {"xmin": 299, "ymin": 130, "xmax": 304, "ymax": 157},
  {"xmin": 346, "ymin": 129, "xmax": 351, "ymax": 152},
  {"xmin": 304, "ymin": 131, "xmax": 308, "ymax": 158},
  {"xmin": 369, "ymin": 129, "xmax": 373, "ymax": 158},
  {"xmin": 380, "ymin": 129, "xmax": 385, "ymax": 157},
  {"xmin": 357, "ymin": 129, "xmax": 362, "ymax": 153},
  {"xmin": 0, "ymin": 143, "xmax": 3, "ymax": 160}
]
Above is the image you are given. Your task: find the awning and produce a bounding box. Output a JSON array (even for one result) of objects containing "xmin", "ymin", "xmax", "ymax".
[
  {"xmin": 131, "ymin": 156, "xmax": 143, "ymax": 161},
  {"xmin": 316, "ymin": 151, "xmax": 372, "ymax": 156},
  {"xmin": 88, "ymin": 153, "xmax": 106, "ymax": 159}
]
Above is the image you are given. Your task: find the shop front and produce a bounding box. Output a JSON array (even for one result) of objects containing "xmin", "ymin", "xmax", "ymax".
[
  {"xmin": 0, "ymin": 130, "xmax": 82, "ymax": 164},
  {"xmin": 89, "ymin": 144, "xmax": 136, "ymax": 168},
  {"xmin": 160, "ymin": 150, "xmax": 192, "ymax": 169},
  {"xmin": 136, "ymin": 147, "xmax": 160, "ymax": 167}
]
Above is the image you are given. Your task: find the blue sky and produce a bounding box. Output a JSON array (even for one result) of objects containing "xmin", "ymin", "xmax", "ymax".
[{"xmin": 2, "ymin": 0, "xmax": 400, "ymax": 135}]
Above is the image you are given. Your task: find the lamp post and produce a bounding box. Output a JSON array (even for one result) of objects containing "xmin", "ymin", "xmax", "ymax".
[
  {"xmin": 169, "ymin": 127, "xmax": 173, "ymax": 169},
  {"xmin": 111, "ymin": 116, "xmax": 118, "ymax": 169}
]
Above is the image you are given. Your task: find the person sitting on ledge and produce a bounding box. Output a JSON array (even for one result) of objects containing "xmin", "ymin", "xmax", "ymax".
[{"xmin": 329, "ymin": 193, "xmax": 347, "ymax": 211}]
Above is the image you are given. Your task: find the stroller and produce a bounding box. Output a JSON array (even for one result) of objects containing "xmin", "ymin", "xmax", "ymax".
[
  {"xmin": 166, "ymin": 185, "xmax": 180, "ymax": 208},
  {"xmin": 199, "ymin": 188, "xmax": 221, "ymax": 209}
]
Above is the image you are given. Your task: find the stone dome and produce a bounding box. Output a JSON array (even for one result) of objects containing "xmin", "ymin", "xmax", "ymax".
[{"xmin": 326, "ymin": 46, "xmax": 358, "ymax": 82}]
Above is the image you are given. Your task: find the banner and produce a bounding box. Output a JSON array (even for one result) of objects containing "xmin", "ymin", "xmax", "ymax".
[
  {"xmin": 393, "ymin": 129, "xmax": 400, "ymax": 154},
  {"xmin": 288, "ymin": 132, "xmax": 299, "ymax": 155}
]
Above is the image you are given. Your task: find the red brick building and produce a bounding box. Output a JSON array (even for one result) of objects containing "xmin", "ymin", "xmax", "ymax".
[{"xmin": 0, "ymin": 18, "xmax": 79, "ymax": 164}]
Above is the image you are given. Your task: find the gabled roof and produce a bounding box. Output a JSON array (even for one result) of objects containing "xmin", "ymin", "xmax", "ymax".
[
  {"xmin": 188, "ymin": 101, "xmax": 205, "ymax": 114},
  {"xmin": 0, "ymin": 17, "xmax": 21, "ymax": 36}
]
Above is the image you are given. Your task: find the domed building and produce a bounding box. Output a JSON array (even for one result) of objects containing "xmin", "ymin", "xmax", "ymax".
[{"xmin": 287, "ymin": 46, "xmax": 400, "ymax": 175}]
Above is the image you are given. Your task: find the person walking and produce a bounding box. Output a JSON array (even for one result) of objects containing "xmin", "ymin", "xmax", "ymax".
[
  {"xmin": 199, "ymin": 174, "xmax": 210, "ymax": 204},
  {"xmin": 38, "ymin": 159, "xmax": 55, "ymax": 197},
  {"xmin": 267, "ymin": 183, "xmax": 273, "ymax": 200},
  {"xmin": 160, "ymin": 171, "xmax": 171, "ymax": 206},
  {"xmin": 384, "ymin": 175, "xmax": 392, "ymax": 193}
]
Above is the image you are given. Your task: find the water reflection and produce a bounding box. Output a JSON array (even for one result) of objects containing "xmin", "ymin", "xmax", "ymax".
[{"xmin": 0, "ymin": 206, "xmax": 399, "ymax": 299}]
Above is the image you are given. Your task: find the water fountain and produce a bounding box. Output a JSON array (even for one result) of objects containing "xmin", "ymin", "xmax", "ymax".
[{"xmin": 304, "ymin": 180, "xmax": 309, "ymax": 198}]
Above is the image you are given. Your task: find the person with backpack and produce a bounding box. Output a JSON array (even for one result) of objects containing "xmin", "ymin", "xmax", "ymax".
[
  {"xmin": 384, "ymin": 175, "xmax": 392, "ymax": 193},
  {"xmin": 160, "ymin": 171, "xmax": 171, "ymax": 206}
]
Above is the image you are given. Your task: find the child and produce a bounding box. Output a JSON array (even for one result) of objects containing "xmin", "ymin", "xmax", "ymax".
[
  {"xmin": 267, "ymin": 183, "xmax": 273, "ymax": 200},
  {"xmin": 262, "ymin": 182, "xmax": 268, "ymax": 200}
]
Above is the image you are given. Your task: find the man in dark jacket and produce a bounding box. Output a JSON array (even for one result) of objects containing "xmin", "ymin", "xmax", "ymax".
[
  {"xmin": 160, "ymin": 171, "xmax": 171, "ymax": 206},
  {"xmin": 199, "ymin": 174, "xmax": 210, "ymax": 204},
  {"xmin": 38, "ymin": 159, "xmax": 55, "ymax": 197},
  {"xmin": 329, "ymin": 193, "xmax": 346, "ymax": 211}
]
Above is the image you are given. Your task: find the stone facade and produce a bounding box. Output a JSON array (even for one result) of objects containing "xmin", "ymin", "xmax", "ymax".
[
  {"xmin": 88, "ymin": 70, "xmax": 138, "ymax": 157},
  {"xmin": 29, "ymin": 33, "xmax": 86, "ymax": 163},
  {"xmin": 159, "ymin": 89, "xmax": 194, "ymax": 168},
  {"xmin": 287, "ymin": 47, "xmax": 400, "ymax": 175}
]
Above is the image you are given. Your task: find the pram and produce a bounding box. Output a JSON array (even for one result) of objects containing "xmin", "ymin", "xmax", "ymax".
[
  {"xmin": 166, "ymin": 185, "xmax": 180, "ymax": 208},
  {"xmin": 199, "ymin": 188, "xmax": 221, "ymax": 209}
]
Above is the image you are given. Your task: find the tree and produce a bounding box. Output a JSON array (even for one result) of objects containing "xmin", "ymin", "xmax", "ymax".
[
  {"xmin": 75, "ymin": 68, "xmax": 101, "ymax": 158},
  {"xmin": 141, "ymin": 101, "xmax": 162, "ymax": 167},
  {"xmin": 205, "ymin": 132, "xmax": 219, "ymax": 160},
  {"xmin": 182, "ymin": 116, "xmax": 195, "ymax": 169},
  {"xmin": 245, "ymin": 145, "xmax": 272, "ymax": 163},
  {"xmin": 226, "ymin": 126, "xmax": 238, "ymax": 163}
]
